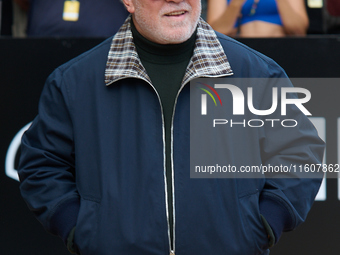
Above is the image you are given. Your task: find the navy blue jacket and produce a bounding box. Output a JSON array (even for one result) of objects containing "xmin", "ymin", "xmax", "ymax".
[{"xmin": 18, "ymin": 18, "xmax": 325, "ymax": 255}]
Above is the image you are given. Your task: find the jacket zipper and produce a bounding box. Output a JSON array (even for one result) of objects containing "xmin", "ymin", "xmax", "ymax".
[
  {"xmin": 112, "ymin": 73, "xmax": 233, "ymax": 255},
  {"xmin": 169, "ymin": 80, "xmax": 194, "ymax": 254},
  {"xmin": 169, "ymin": 73, "xmax": 234, "ymax": 255}
]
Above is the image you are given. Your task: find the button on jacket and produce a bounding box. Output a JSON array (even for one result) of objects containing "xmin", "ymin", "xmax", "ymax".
[{"xmin": 18, "ymin": 16, "xmax": 325, "ymax": 255}]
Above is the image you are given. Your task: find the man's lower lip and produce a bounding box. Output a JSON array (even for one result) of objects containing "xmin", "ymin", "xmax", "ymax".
[
  {"xmin": 165, "ymin": 14, "xmax": 187, "ymax": 20},
  {"xmin": 166, "ymin": 15, "xmax": 184, "ymax": 18}
]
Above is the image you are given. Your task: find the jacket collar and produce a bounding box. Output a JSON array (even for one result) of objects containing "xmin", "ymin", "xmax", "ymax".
[{"xmin": 105, "ymin": 15, "xmax": 233, "ymax": 86}]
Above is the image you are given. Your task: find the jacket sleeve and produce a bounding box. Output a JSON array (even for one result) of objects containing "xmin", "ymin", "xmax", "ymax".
[
  {"xmin": 18, "ymin": 68, "xmax": 80, "ymax": 245},
  {"xmin": 257, "ymin": 62, "xmax": 325, "ymax": 244}
]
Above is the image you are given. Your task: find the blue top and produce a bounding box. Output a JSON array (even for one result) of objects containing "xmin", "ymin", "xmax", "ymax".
[{"xmin": 228, "ymin": 0, "xmax": 283, "ymax": 26}]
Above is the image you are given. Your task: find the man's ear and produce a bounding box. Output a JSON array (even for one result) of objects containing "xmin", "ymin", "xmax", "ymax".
[{"xmin": 122, "ymin": 0, "xmax": 135, "ymax": 14}]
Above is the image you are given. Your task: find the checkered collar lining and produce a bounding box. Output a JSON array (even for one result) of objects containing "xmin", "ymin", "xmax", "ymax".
[{"xmin": 105, "ymin": 15, "xmax": 233, "ymax": 86}]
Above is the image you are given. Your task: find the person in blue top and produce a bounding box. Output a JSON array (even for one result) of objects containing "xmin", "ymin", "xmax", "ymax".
[{"xmin": 207, "ymin": 0, "xmax": 309, "ymax": 37}]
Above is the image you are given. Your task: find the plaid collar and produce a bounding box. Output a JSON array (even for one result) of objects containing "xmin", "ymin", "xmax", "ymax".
[{"xmin": 105, "ymin": 15, "xmax": 233, "ymax": 86}]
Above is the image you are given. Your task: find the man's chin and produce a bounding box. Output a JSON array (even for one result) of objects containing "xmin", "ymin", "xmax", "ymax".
[{"xmin": 159, "ymin": 29, "xmax": 194, "ymax": 44}]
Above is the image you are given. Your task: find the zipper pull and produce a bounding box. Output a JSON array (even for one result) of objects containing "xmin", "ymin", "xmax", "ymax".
[{"xmin": 170, "ymin": 251, "xmax": 175, "ymax": 255}]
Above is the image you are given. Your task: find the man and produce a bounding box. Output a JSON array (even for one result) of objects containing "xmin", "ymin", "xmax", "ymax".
[{"xmin": 18, "ymin": 0, "xmax": 325, "ymax": 254}]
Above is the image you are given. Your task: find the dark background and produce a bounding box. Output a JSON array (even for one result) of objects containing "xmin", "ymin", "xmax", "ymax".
[{"xmin": 1, "ymin": 36, "xmax": 340, "ymax": 254}]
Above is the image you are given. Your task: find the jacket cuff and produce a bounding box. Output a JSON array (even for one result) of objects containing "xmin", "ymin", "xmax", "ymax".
[
  {"xmin": 259, "ymin": 195, "xmax": 293, "ymax": 244},
  {"xmin": 49, "ymin": 197, "xmax": 80, "ymax": 244}
]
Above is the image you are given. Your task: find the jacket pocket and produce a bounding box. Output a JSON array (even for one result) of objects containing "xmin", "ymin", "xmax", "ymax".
[
  {"xmin": 74, "ymin": 198, "xmax": 100, "ymax": 255},
  {"xmin": 238, "ymin": 189, "xmax": 270, "ymax": 254}
]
